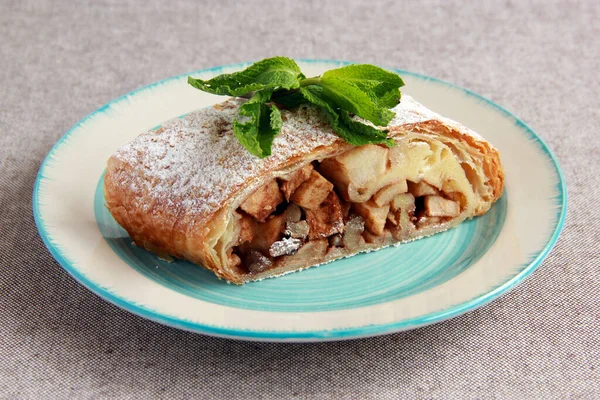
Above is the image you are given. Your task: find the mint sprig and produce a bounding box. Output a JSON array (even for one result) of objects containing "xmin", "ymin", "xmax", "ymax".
[
  {"xmin": 232, "ymin": 90, "xmax": 282, "ymax": 158},
  {"xmin": 188, "ymin": 57, "xmax": 404, "ymax": 158}
]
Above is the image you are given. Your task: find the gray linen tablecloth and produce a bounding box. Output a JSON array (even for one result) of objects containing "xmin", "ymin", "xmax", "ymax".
[{"xmin": 1, "ymin": 1, "xmax": 598, "ymax": 398}]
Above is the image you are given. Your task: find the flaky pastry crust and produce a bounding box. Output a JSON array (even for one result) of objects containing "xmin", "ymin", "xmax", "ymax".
[{"xmin": 105, "ymin": 96, "xmax": 503, "ymax": 284}]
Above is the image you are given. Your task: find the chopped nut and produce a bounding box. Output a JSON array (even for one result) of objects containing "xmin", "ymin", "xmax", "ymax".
[
  {"xmin": 290, "ymin": 170, "xmax": 333, "ymax": 210},
  {"xmin": 424, "ymin": 195, "xmax": 460, "ymax": 217},
  {"xmin": 240, "ymin": 180, "xmax": 284, "ymax": 222},
  {"xmin": 343, "ymin": 215, "xmax": 365, "ymax": 251},
  {"xmin": 245, "ymin": 250, "xmax": 273, "ymax": 273},
  {"xmin": 372, "ymin": 180, "xmax": 408, "ymax": 207},
  {"xmin": 305, "ymin": 191, "xmax": 345, "ymax": 239},
  {"xmin": 285, "ymin": 220, "xmax": 310, "ymax": 239},
  {"xmin": 285, "ymin": 203, "xmax": 302, "ymax": 223},
  {"xmin": 269, "ymin": 237, "xmax": 303, "ymax": 257},
  {"xmin": 407, "ymin": 180, "xmax": 438, "ymax": 197},
  {"xmin": 280, "ymin": 164, "xmax": 313, "ymax": 201},
  {"xmin": 352, "ymin": 201, "xmax": 390, "ymax": 236}
]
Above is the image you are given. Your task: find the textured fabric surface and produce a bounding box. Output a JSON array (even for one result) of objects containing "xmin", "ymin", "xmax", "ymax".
[{"xmin": 1, "ymin": 0, "xmax": 599, "ymax": 398}]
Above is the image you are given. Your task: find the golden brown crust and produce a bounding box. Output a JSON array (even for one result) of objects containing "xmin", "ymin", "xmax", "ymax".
[
  {"xmin": 104, "ymin": 157, "xmax": 212, "ymax": 268},
  {"xmin": 394, "ymin": 120, "xmax": 504, "ymax": 215},
  {"xmin": 104, "ymin": 97, "xmax": 504, "ymax": 284},
  {"xmin": 104, "ymin": 143, "xmax": 349, "ymax": 284}
]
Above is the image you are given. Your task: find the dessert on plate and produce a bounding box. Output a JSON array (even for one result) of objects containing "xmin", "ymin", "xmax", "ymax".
[{"xmin": 104, "ymin": 58, "xmax": 503, "ymax": 284}]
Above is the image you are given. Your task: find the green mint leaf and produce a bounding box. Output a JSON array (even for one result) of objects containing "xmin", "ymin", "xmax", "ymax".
[
  {"xmin": 264, "ymin": 104, "xmax": 282, "ymax": 151},
  {"xmin": 187, "ymin": 58, "xmax": 405, "ymax": 156},
  {"xmin": 269, "ymin": 104, "xmax": 282, "ymax": 132},
  {"xmin": 300, "ymin": 86, "xmax": 394, "ymax": 147},
  {"xmin": 232, "ymin": 102, "xmax": 264, "ymax": 157},
  {"xmin": 322, "ymin": 64, "xmax": 404, "ymax": 108},
  {"xmin": 338, "ymin": 110, "xmax": 395, "ymax": 146},
  {"xmin": 231, "ymin": 91, "xmax": 278, "ymax": 158},
  {"xmin": 254, "ymin": 103, "xmax": 282, "ymax": 157},
  {"xmin": 270, "ymin": 90, "xmax": 306, "ymax": 108},
  {"xmin": 374, "ymin": 88, "xmax": 402, "ymax": 109},
  {"xmin": 245, "ymin": 88, "xmax": 274, "ymax": 104},
  {"xmin": 298, "ymin": 86, "xmax": 332, "ymax": 112},
  {"xmin": 317, "ymin": 76, "xmax": 395, "ymax": 126},
  {"xmin": 188, "ymin": 57, "xmax": 303, "ymax": 96}
]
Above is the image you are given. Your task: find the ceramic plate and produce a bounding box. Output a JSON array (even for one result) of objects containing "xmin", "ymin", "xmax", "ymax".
[{"xmin": 33, "ymin": 60, "xmax": 566, "ymax": 341}]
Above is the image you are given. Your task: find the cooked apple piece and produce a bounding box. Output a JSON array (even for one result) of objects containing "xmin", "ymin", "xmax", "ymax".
[
  {"xmin": 248, "ymin": 213, "xmax": 286, "ymax": 252},
  {"xmin": 388, "ymin": 193, "xmax": 416, "ymax": 240},
  {"xmin": 290, "ymin": 170, "xmax": 333, "ymax": 210},
  {"xmin": 372, "ymin": 180, "xmax": 408, "ymax": 207},
  {"xmin": 237, "ymin": 213, "xmax": 255, "ymax": 245},
  {"xmin": 387, "ymin": 210, "xmax": 400, "ymax": 226},
  {"xmin": 390, "ymin": 210, "xmax": 416, "ymax": 240},
  {"xmin": 305, "ymin": 191, "xmax": 344, "ymax": 239},
  {"xmin": 280, "ymin": 164, "xmax": 313, "ymax": 201},
  {"xmin": 407, "ymin": 180, "xmax": 438, "ymax": 197},
  {"xmin": 278, "ymin": 239, "xmax": 328, "ymax": 269},
  {"xmin": 240, "ymin": 179, "xmax": 284, "ymax": 222},
  {"xmin": 424, "ymin": 195, "xmax": 460, "ymax": 217},
  {"xmin": 343, "ymin": 215, "xmax": 365, "ymax": 251},
  {"xmin": 362, "ymin": 230, "xmax": 381, "ymax": 245},
  {"xmin": 390, "ymin": 193, "xmax": 416, "ymax": 212},
  {"xmin": 319, "ymin": 144, "xmax": 389, "ymax": 203},
  {"xmin": 285, "ymin": 220, "xmax": 310, "ymax": 239},
  {"xmin": 352, "ymin": 201, "xmax": 390, "ymax": 236},
  {"xmin": 445, "ymin": 191, "xmax": 467, "ymax": 209}
]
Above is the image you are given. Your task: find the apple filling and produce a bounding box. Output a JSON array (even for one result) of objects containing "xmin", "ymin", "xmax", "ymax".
[{"xmin": 228, "ymin": 143, "xmax": 466, "ymax": 275}]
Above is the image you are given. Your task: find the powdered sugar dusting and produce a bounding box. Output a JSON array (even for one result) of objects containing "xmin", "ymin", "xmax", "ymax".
[
  {"xmin": 111, "ymin": 95, "xmax": 483, "ymax": 219},
  {"xmin": 112, "ymin": 98, "xmax": 339, "ymax": 218},
  {"xmin": 269, "ymin": 237, "xmax": 303, "ymax": 257},
  {"xmin": 391, "ymin": 95, "xmax": 486, "ymax": 142}
]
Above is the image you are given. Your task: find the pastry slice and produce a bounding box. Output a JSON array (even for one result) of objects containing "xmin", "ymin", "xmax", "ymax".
[{"xmin": 104, "ymin": 96, "xmax": 504, "ymax": 284}]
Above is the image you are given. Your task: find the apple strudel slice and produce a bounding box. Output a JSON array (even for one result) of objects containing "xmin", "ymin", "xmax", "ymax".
[{"xmin": 104, "ymin": 95, "xmax": 503, "ymax": 284}]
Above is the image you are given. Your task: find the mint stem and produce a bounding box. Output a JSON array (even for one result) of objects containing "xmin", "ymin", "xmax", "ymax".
[{"xmin": 299, "ymin": 77, "xmax": 321, "ymax": 87}]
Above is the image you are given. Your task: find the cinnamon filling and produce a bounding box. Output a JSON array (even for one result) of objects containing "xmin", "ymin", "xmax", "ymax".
[{"xmin": 229, "ymin": 144, "xmax": 464, "ymax": 275}]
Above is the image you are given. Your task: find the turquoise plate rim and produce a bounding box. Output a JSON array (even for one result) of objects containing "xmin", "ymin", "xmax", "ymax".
[{"xmin": 32, "ymin": 59, "xmax": 568, "ymax": 341}]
